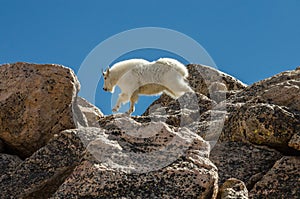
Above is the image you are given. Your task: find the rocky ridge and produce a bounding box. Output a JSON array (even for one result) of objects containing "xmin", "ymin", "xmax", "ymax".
[{"xmin": 0, "ymin": 62, "xmax": 299, "ymax": 198}]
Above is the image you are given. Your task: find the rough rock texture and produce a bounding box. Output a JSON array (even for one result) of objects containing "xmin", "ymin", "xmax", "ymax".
[
  {"xmin": 230, "ymin": 67, "xmax": 300, "ymax": 112},
  {"xmin": 0, "ymin": 154, "xmax": 22, "ymax": 177},
  {"xmin": 141, "ymin": 66, "xmax": 300, "ymax": 198},
  {"xmin": 210, "ymin": 141, "xmax": 282, "ymax": 189},
  {"xmin": 217, "ymin": 178, "xmax": 248, "ymax": 199},
  {"xmin": 74, "ymin": 96, "xmax": 104, "ymax": 128},
  {"xmin": 0, "ymin": 62, "xmax": 299, "ymax": 198},
  {"xmin": 53, "ymin": 116, "xmax": 218, "ymax": 198},
  {"xmin": 186, "ymin": 64, "xmax": 247, "ymax": 97},
  {"xmin": 0, "ymin": 130, "xmax": 85, "ymax": 199},
  {"xmin": 249, "ymin": 156, "xmax": 300, "ymax": 199},
  {"xmin": 221, "ymin": 102, "xmax": 300, "ymax": 153},
  {"xmin": 288, "ymin": 133, "xmax": 300, "ymax": 151},
  {"xmin": 0, "ymin": 62, "xmax": 80, "ymax": 158}
]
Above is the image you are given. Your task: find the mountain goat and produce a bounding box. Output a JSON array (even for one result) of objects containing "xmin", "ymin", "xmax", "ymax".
[{"xmin": 102, "ymin": 58, "xmax": 193, "ymax": 114}]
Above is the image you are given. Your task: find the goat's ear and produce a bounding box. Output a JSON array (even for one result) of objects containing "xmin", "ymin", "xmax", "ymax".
[
  {"xmin": 106, "ymin": 66, "xmax": 110, "ymax": 75},
  {"xmin": 101, "ymin": 68, "xmax": 104, "ymax": 76}
]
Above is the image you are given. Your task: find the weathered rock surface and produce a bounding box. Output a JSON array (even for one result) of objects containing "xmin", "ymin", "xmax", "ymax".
[
  {"xmin": 0, "ymin": 130, "xmax": 85, "ymax": 199},
  {"xmin": 0, "ymin": 154, "xmax": 22, "ymax": 177},
  {"xmin": 52, "ymin": 117, "xmax": 218, "ymax": 198},
  {"xmin": 0, "ymin": 62, "xmax": 80, "ymax": 158},
  {"xmin": 186, "ymin": 64, "xmax": 247, "ymax": 98},
  {"xmin": 249, "ymin": 156, "xmax": 300, "ymax": 199},
  {"xmin": 231, "ymin": 67, "xmax": 300, "ymax": 112},
  {"xmin": 73, "ymin": 96, "xmax": 105, "ymax": 128},
  {"xmin": 217, "ymin": 178, "xmax": 248, "ymax": 199},
  {"xmin": 221, "ymin": 102, "xmax": 300, "ymax": 153},
  {"xmin": 74, "ymin": 96, "xmax": 104, "ymax": 128},
  {"xmin": 210, "ymin": 141, "xmax": 282, "ymax": 189},
  {"xmin": 0, "ymin": 62, "xmax": 299, "ymax": 198},
  {"xmin": 288, "ymin": 133, "xmax": 300, "ymax": 151}
]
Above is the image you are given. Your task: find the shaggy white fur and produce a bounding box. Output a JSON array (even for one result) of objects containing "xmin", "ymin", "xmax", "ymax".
[{"xmin": 103, "ymin": 58, "xmax": 193, "ymax": 114}]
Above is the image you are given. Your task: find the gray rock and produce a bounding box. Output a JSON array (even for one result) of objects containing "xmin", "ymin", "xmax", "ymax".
[
  {"xmin": 217, "ymin": 178, "xmax": 248, "ymax": 199},
  {"xmin": 288, "ymin": 133, "xmax": 300, "ymax": 151},
  {"xmin": 52, "ymin": 117, "xmax": 218, "ymax": 198},
  {"xmin": 231, "ymin": 67, "xmax": 300, "ymax": 112},
  {"xmin": 186, "ymin": 64, "xmax": 247, "ymax": 99},
  {"xmin": 0, "ymin": 153, "xmax": 22, "ymax": 177},
  {"xmin": 249, "ymin": 156, "xmax": 300, "ymax": 198},
  {"xmin": 221, "ymin": 102, "xmax": 300, "ymax": 153},
  {"xmin": 0, "ymin": 62, "xmax": 80, "ymax": 158},
  {"xmin": 73, "ymin": 96, "xmax": 104, "ymax": 128},
  {"xmin": 0, "ymin": 130, "xmax": 85, "ymax": 199},
  {"xmin": 210, "ymin": 141, "xmax": 282, "ymax": 189}
]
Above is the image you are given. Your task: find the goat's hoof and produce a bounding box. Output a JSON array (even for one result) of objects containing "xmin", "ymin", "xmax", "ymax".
[
  {"xmin": 112, "ymin": 107, "xmax": 118, "ymax": 112},
  {"xmin": 125, "ymin": 111, "xmax": 132, "ymax": 115}
]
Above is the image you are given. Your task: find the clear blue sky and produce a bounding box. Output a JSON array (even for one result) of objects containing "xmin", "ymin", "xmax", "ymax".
[{"xmin": 1, "ymin": 1, "xmax": 299, "ymax": 115}]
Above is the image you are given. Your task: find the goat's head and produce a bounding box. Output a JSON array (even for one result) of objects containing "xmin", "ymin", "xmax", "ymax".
[{"xmin": 102, "ymin": 67, "xmax": 115, "ymax": 93}]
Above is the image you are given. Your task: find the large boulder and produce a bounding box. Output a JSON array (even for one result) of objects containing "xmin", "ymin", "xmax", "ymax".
[
  {"xmin": 52, "ymin": 116, "xmax": 219, "ymax": 199},
  {"xmin": 0, "ymin": 154, "xmax": 22, "ymax": 177},
  {"xmin": 217, "ymin": 178, "xmax": 248, "ymax": 199},
  {"xmin": 210, "ymin": 141, "xmax": 282, "ymax": 189},
  {"xmin": 0, "ymin": 130, "xmax": 85, "ymax": 199},
  {"xmin": 0, "ymin": 62, "xmax": 80, "ymax": 158},
  {"xmin": 73, "ymin": 96, "xmax": 104, "ymax": 128},
  {"xmin": 186, "ymin": 64, "xmax": 247, "ymax": 98},
  {"xmin": 288, "ymin": 132, "xmax": 300, "ymax": 151},
  {"xmin": 221, "ymin": 103, "xmax": 300, "ymax": 153},
  {"xmin": 231, "ymin": 67, "xmax": 300, "ymax": 112},
  {"xmin": 249, "ymin": 156, "xmax": 300, "ymax": 198}
]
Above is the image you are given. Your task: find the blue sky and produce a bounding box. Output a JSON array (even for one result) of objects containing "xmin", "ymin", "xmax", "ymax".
[{"xmin": 1, "ymin": 1, "xmax": 299, "ymax": 115}]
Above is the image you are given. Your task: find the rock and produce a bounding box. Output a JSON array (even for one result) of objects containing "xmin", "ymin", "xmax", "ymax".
[
  {"xmin": 74, "ymin": 96, "xmax": 103, "ymax": 127},
  {"xmin": 144, "ymin": 91, "xmax": 215, "ymax": 115},
  {"xmin": 0, "ymin": 154, "xmax": 22, "ymax": 177},
  {"xmin": 231, "ymin": 67, "xmax": 300, "ymax": 112},
  {"xmin": 140, "ymin": 92, "xmax": 227, "ymax": 149},
  {"xmin": 1, "ymin": 61, "xmax": 299, "ymax": 198},
  {"xmin": 0, "ymin": 130, "xmax": 85, "ymax": 199},
  {"xmin": 186, "ymin": 64, "xmax": 246, "ymax": 98},
  {"xmin": 0, "ymin": 139, "xmax": 3, "ymax": 153},
  {"xmin": 217, "ymin": 178, "xmax": 248, "ymax": 199},
  {"xmin": 288, "ymin": 133, "xmax": 300, "ymax": 151},
  {"xmin": 249, "ymin": 156, "xmax": 300, "ymax": 198},
  {"xmin": 144, "ymin": 92, "xmax": 216, "ymax": 126},
  {"xmin": 221, "ymin": 102, "xmax": 300, "ymax": 153},
  {"xmin": 210, "ymin": 141, "xmax": 282, "ymax": 189},
  {"xmin": 52, "ymin": 117, "xmax": 218, "ymax": 198},
  {"xmin": 0, "ymin": 62, "xmax": 80, "ymax": 158}
]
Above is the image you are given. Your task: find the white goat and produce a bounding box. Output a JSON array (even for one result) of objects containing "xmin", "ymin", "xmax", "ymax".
[{"xmin": 102, "ymin": 58, "xmax": 193, "ymax": 114}]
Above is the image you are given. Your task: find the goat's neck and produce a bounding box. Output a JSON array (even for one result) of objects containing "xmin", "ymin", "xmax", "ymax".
[{"xmin": 110, "ymin": 65, "xmax": 135, "ymax": 86}]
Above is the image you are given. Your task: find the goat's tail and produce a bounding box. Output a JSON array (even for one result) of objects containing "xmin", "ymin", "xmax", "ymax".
[{"xmin": 156, "ymin": 58, "xmax": 189, "ymax": 78}]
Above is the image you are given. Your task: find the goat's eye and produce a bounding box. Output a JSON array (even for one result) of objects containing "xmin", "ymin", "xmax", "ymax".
[{"xmin": 104, "ymin": 77, "xmax": 107, "ymax": 80}]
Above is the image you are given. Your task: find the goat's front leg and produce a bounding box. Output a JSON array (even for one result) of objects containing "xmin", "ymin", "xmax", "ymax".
[
  {"xmin": 126, "ymin": 91, "xmax": 139, "ymax": 115},
  {"xmin": 112, "ymin": 93, "xmax": 128, "ymax": 112}
]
